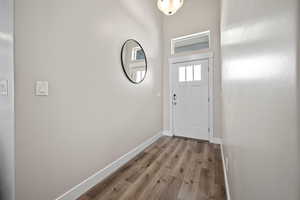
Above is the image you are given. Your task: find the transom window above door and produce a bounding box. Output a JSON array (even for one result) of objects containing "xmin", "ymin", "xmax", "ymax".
[
  {"xmin": 178, "ymin": 64, "xmax": 202, "ymax": 82},
  {"xmin": 171, "ymin": 31, "xmax": 210, "ymax": 55}
]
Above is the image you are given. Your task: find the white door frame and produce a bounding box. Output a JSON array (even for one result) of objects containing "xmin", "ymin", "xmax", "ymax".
[{"xmin": 168, "ymin": 52, "xmax": 214, "ymax": 141}]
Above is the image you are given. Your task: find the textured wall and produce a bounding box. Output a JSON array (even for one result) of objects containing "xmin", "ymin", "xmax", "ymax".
[
  {"xmin": 221, "ymin": 0, "xmax": 300, "ymax": 199},
  {"xmin": 15, "ymin": 1, "xmax": 163, "ymax": 199}
]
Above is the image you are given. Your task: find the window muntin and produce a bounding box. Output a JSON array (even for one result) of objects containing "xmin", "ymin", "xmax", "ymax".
[
  {"xmin": 179, "ymin": 67, "xmax": 186, "ymax": 82},
  {"xmin": 193, "ymin": 65, "xmax": 202, "ymax": 81},
  {"xmin": 178, "ymin": 64, "xmax": 202, "ymax": 82},
  {"xmin": 186, "ymin": 65, "xmax": 193, "ymax": 81}
]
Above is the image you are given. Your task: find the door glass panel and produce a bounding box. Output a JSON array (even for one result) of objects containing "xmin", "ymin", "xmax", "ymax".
[
  {"xmin": 186, "ymin": 65, "xmax": 193, "ymax": 81},
  {"xmin": 193, "ymin": 65, "xmax": 202, "ymax": 81},
  {"xmin": 179, "ymin": 67, "xmax": 186, "ymax": 82}
]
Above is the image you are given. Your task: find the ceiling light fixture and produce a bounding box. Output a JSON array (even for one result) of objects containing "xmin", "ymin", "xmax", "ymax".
[{"xmin": 157, "ymin": 0, "xmax": 184, "ymax": 16}]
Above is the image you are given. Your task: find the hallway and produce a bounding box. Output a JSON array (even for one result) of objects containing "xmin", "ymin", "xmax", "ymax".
[
  {"xmin": 79, "ymin": 137, "xmax": 226, "ymax": 200},
  {"xmin": 1, "ymin": 0, "xmax": 299, "ymax": 199}
]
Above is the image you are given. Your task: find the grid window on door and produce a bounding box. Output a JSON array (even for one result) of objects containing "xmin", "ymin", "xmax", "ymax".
[
  {"xmin": 179, "ymin": 67, "xmax": 186, "ymax": 82},
  {"xmin": 178, "ymin": 64, "xmax": 202, "ymax": 82},
  {"xmin": 186, "ymin": 66, "xmax": 193, "ymax": 81}
]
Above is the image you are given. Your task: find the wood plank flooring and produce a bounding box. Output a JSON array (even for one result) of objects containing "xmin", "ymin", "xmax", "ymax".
[{"xmin": 78, "ymin": 136, "xmax": 226, "ymax": 200}]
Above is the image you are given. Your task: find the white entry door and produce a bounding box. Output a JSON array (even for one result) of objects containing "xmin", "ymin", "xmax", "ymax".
[{"xmin": 171, "ymin": 59, "xmax": 210, "ymax": 140}]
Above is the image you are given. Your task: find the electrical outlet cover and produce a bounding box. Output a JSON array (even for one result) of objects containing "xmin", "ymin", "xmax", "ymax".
[
  {"xmin": 0, "ymin": 80, "xmax": 8, "ymax": 96},
  {"xmin": 36, "ymin": 81, "xmax": 49, "ymax": 96}
]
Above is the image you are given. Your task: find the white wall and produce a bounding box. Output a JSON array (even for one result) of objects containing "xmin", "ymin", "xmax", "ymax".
[
  {"xmin": 14, "ymin": 1, "xmax": 163, "ymax": 199},
  {"xmin": 221, "ymin": 0, "xmax": 300, "ymax": 199},
  {"xmin": 0, "ymin": 0, "xmax": 15, "ymax": 199},
  {"xmin": 162, "ymin": 0, "xmax": 222, "ymax": 138}
]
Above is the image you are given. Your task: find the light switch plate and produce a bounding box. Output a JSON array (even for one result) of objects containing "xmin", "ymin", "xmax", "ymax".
[
  {"xmin": 36, "ymin": 81, "xmax": 49, "ymax": 96},
  {"xmin": 0, "ymin": 80, "xmax": 8, "ymax": 96}
]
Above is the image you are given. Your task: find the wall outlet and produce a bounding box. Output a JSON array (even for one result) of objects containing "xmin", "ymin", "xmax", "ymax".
[
  {"xmin": 36, "ymin": 81, "xmax": 49, "ymax": 96},
  {"xmin": 0, "ymin": 80, "xmax": 8, "ymax": 96}
]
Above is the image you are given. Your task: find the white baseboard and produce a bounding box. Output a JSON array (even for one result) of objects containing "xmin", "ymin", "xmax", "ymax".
[
  {"xmin": 220, "ymin": 144, "xmax": 231, "ymax": 200},
  {"xmin": 162, "ymin": 130, "xmax": 174, "ymax": 137},
  {"xmin": 210, "ymin": 137, "xmax": 222, "ymax": 144},
  {"xmin": 55, "ymin": 132, "xmax": 163, "ymax": 200}
]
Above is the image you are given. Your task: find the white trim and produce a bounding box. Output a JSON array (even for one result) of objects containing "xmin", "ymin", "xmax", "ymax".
[
  {"xmin": 55, "ymin": 132, "xmax": 163, "ymax": 200},
  {"xmin": 9, "ymin": 0, "xmax": 15, "ymax": 199},
  {"xmin": 171, "ymin": 31, "xmax": 211, "ymax": 55},
  {"xmin": 169, "ymin": 52, "xmax": 213, "ymax": 64},
  {"xmin": 220, "ymin": 144, "xmax": 231, "ymax": 200},
  {"xmin": 162, "ymin": 130, "xmax": 174, "ymax": 137},
  {"xmin": 208, "ymin": 54, "xmax": 214, "ymax": 141},
  {"xmin": 210, "ymin": 137, "xmax": 222, "ymax": 144},
  {"xmin": 168, "ymin": 52, "xmax": 214, "ymax": 141}
]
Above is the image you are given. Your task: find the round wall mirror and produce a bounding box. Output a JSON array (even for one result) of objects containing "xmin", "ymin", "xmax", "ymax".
[{"xmin": 121, "ymin": 39, "xmax": 147, "ymax": 84}]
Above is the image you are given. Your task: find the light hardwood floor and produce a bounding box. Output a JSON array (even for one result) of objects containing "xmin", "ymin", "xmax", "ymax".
[{"xmin": 78, "ymin": 136, "xmax": 226, "ymax": 200}]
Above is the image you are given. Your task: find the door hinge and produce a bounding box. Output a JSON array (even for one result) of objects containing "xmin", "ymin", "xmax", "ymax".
[
  {"xmin": 208, "ymin": 128, "xmax": 210, "ymax": 132},
  {"xmin": 208, "ymin": 97, "xmax": 210, "ymax": 102}
]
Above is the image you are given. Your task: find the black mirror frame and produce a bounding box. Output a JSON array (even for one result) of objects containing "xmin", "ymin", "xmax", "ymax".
[{"xmin": 121, "ymin": 39, "xmax": 148, "ymax": 84}]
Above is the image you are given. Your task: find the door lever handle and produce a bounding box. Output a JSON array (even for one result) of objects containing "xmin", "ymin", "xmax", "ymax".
[
  {"xmin": 172, "ymin": 94, "xmax": 177, "ymax": 105},
  {"xmin": 173, "ymin": 94, "xmax": 177, "ymax": 101}
]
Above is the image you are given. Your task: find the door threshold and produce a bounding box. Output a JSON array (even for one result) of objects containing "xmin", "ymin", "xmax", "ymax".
[{"xmin": 173, "ymin": 135, "xmax": 209, "ymax": 143}]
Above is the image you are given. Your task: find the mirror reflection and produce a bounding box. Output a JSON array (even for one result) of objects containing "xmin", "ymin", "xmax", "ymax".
[{"xmin": 121, "ymin": 40, "xmax": 147, "ymax": 84}]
